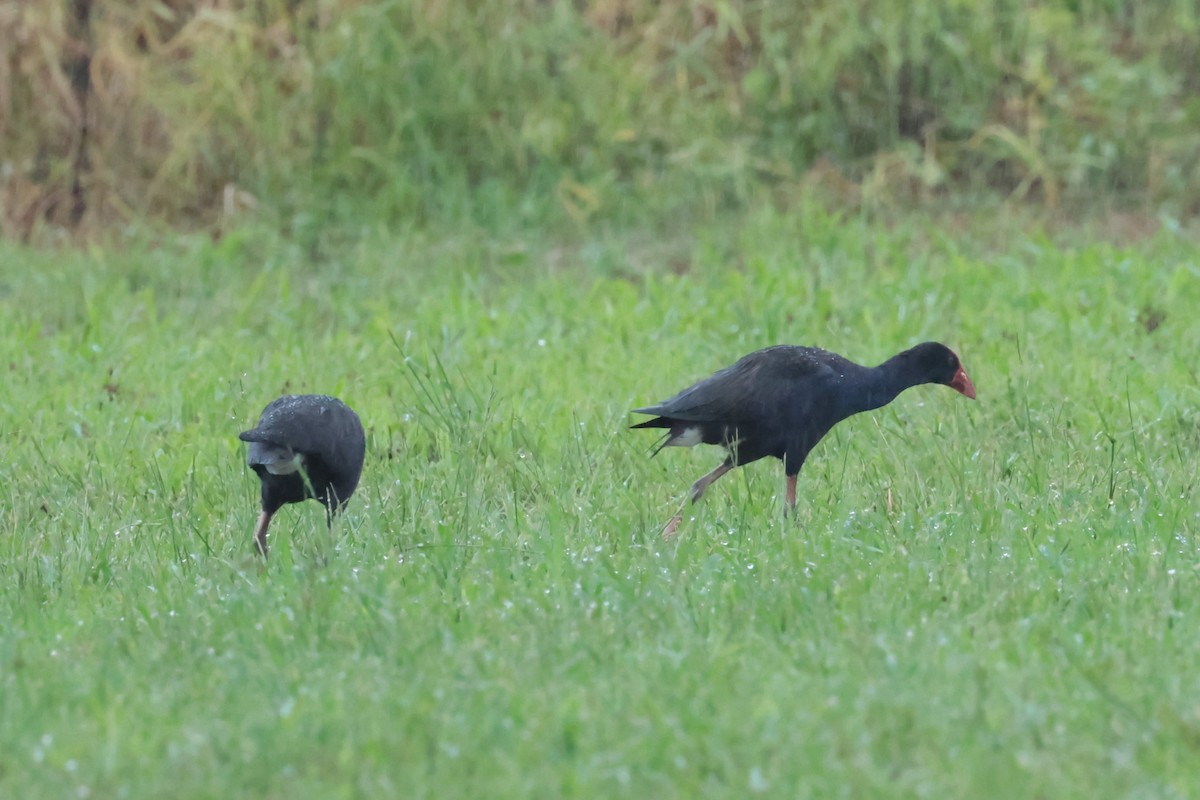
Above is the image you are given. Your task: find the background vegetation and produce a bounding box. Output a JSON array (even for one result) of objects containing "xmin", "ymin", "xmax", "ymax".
[{"xmin": 2, "ymin": 0, "xmax": 1200, "ymax": 241}]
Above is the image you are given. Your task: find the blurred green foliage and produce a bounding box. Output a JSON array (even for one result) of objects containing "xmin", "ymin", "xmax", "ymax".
[{"xmin": 2, "ymin": 0, "xmax": 1198, "ymax": 239}]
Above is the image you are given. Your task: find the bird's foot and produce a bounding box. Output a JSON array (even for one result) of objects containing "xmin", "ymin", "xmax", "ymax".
[{"xmin": 661, "ymin": 512, "xmax": 684, "ymax": 539}]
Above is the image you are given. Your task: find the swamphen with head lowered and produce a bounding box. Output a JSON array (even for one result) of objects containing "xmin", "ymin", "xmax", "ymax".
[
  {"xmin": 632, "ymin": 342, "xmax": 975, "ymax": 536},
  {"xmin": 239, "ymin": 394, "xmax": 365, "ymax": 556}
]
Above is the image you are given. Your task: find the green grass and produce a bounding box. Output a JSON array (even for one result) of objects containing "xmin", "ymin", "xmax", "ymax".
[{"xmin": 2, "ymin": 206, "xmax": 1200, "ymax": 797}]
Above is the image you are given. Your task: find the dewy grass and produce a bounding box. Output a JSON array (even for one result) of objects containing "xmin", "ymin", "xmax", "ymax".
[{"xmin": 1, "ymin": 207, "xmax": 1199, "ymax": 797}]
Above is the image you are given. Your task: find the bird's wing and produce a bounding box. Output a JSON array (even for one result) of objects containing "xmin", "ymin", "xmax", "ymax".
[{"xmin": 633, "ymin": 346, "xmax": 835, "ymax": 423}]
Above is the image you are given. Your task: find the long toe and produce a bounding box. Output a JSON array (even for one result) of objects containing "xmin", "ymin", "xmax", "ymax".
[{"xmin": 661, "ymin": 512, "xmax": 684, "ymax": 539}]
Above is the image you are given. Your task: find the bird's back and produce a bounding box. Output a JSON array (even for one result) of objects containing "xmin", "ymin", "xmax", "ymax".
[{"xmin": 635, "ymin": 345, "xmax": 843, "ymax": 424}]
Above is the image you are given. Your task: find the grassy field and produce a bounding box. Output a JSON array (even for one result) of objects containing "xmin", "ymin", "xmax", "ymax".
[{"xmin": 2, "ymin": 206, "xmax": 1199, "ymax": 797}]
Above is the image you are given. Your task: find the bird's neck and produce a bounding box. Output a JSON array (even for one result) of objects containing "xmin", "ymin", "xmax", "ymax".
[{"xmin": 846, "ymin": 357, "xmax": 921, "ymax": 413}]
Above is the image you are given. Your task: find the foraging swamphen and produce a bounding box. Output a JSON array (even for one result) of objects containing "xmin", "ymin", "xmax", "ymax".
[
  {"xmin": 632, "ymin": 342, "xmax": 975, "ymax": 536},
  {"xmin": 239, "ymin": 394, "xmax": 366, "ymax": 556}
]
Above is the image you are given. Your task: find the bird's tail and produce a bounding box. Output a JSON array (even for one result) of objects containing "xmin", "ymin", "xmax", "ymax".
[{"xmin": 631, "ymin": 415, "xmax": 673, "ymax": 457}]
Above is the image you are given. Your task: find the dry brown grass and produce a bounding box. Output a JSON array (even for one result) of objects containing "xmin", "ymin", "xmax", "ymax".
[
  {"xmin": 0, "ymin": 0, "xmax": 318, "ymax": 240},
  {"xmin": 2, "ymin": 1, "xmax": 1197, "ymax": 242}
]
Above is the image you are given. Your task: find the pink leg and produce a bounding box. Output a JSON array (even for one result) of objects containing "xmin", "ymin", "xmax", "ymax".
[
  {"xmin": 254, "ymin": 510, "xmax": 273, "ymax": 557},
  {"xmin": 785, "ymin": 474, "xmax": 797, "ymax": 513},
  {"xmin": 663, "ymin": 463, "xmax": 734, "ymax": 538},
  {"xmin": 690, "ymin": 462, "xmax": 733, "ymax": 503}
]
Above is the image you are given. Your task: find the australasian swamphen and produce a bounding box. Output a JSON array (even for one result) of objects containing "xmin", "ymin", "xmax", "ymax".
[
  {"xmin": 239, "ymin": 394, "xmax": 366, "ymax": 556},
  {"xmin": 632, "ymin": 341, "xmax": 976, "ymax": 536}
]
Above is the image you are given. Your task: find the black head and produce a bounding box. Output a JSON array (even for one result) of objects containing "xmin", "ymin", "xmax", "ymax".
[{"xmin": 902, "ymin": 342, "xmax": 976, "ymax": 399}]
